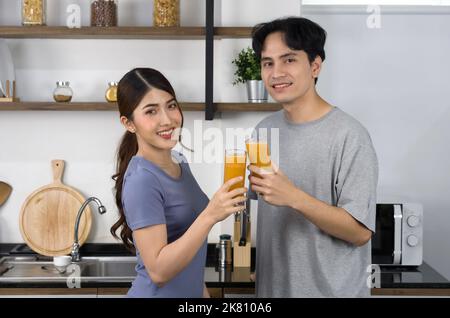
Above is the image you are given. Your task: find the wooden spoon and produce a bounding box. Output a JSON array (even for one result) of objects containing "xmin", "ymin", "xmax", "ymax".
[{"xmin": 0, "ymin": 181, "xmax": 12, "ymax": 206}]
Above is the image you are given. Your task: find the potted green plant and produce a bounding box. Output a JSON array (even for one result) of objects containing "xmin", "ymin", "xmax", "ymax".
[{"xmin": 232, "ymin": 47, "xmax": 268, "ymax": 103}]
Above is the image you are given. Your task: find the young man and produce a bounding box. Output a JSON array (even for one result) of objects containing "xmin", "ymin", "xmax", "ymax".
[{"xmin": 248, "ymin": 17, "xmax": 378, "ymax": 297}]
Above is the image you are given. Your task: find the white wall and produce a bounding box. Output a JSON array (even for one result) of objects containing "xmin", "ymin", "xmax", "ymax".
[
  {"xmin": 303, "ymin": 7, "xmax": 450, "ymax": 280},
  {"xmin": 0, "ymin": 0, "xmax": 299, "ymax": 245},
  {"xmin": 1, "ymin": 1, "xmax": 450, "ymax": 280}
]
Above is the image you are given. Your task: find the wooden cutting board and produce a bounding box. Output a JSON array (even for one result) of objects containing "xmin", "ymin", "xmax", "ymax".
[
  {"xmin": 0, "ymin": 181, "xmax": 12, "ymax": 206},
  {"xmin": 19, "ymin": 160, "xmax": 92, "ymax": 256}
]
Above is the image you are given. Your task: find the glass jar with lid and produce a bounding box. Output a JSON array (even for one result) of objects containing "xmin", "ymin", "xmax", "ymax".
[
  {"xmin": 153, "ymin": 0, "xmax": 180, "ymax": 27},
  {"xmin": 105, "ymin": 82, "xmax": 118, "ymax": 102},
  {"xmin": 53, "ymin": 81, "xmax": 73, "ymax": 103},
  {"xmin": 91, "ymin": 0, "xmax": 118, "ymax": 27},
  {"xmin": 22, "ymin": 0, "xmax": 46, "ymax": 26}
]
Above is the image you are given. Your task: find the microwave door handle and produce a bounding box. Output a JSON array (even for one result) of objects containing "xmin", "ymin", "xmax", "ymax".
[{"xmin": 393, "ymin": 204, "xmax": 402, "ymax": 265}]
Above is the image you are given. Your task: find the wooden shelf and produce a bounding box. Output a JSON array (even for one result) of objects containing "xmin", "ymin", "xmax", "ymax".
[
  {"xmin": 216, "ymin": 103, "xmax": 281, "ymax": 112},
  {"xmin": 214, "ymin": 27, "xmax": 253, "ymax": 38},
  {"xmin": 0, "ymin": 102, "xmax": 280, "ymax": 112},
  {"xmin": 0, "ymin": 102, "xmax": 203, "ymax": 111},
  {"xmin": 0, "ymin": 26, "xmax": 206, "ymax": 39},
  {"xmin": 0, "ymin": 26, "xmax": 253, "ymax": 39}
]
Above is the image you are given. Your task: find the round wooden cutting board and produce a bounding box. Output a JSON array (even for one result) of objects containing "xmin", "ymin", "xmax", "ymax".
[{"xmin": 19, "ymin": 160, "xmax": 92, "ymax": 256}]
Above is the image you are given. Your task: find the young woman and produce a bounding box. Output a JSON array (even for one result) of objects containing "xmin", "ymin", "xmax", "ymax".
[{"xmin": 111, "ymin": 68, "xmax": 247, "ymax": 298}]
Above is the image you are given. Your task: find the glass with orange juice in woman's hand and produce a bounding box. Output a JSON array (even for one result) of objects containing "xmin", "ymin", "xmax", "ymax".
[
  {"xmin": 204, "ymin": 149, "xmax": 248, "ymax": 224},
  {"xmin": 224, "ymin": 149, "xmax": 247, "ymax": 192},
  {"xmin": 223, "ymin": 149, "xmax": 247, "ymax": 214}
]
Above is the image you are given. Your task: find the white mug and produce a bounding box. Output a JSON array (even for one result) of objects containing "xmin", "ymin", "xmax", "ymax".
[{"xmin": 53, "ymin": 256, "xmax": 71, "ymax": 273}]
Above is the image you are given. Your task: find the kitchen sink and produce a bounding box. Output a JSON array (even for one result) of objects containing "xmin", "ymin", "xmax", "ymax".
[
  {"xmin": 0, "ymin": 255, "xmax": 137, "ymax": 283},
  {"xmin": 78, "ymin": 256, "xmax": 137, "ymax": 278}
]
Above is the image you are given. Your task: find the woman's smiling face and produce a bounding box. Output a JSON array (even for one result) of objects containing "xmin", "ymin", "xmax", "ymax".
[{"xmin": 125, "ymin": 88, "xmax": 182, "ymax": 152}]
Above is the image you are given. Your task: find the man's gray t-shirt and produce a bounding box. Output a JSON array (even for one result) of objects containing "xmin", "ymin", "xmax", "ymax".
[
  {"xmin": 250, "ymin": 107, "xmax": 378, "ymax": 297},
  {"xmin": 122, "ymin": 151, "xmax": 209, "ymax": 298}
]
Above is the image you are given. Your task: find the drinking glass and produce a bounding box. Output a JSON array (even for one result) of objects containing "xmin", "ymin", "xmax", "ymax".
[
  {"xmin": 223, "ymin": 149, "xmax": 247, "ymax": 219},
  {"xmin": 245, "ymin": 135, "xmax": 272, "ymax": 179},
  {"xmin": 223, "ymin": 149, "xmax": 247, "ymax": 192}
]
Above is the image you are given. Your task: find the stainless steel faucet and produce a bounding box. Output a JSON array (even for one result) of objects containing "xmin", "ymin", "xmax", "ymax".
[{"xmin": 71, "ymin": 197, "xmax": 106, "ymax": 262}]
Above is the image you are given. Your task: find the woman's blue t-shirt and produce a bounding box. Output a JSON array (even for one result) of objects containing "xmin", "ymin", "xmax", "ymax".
[{"xmin": 122, "ymin": 151, "xmax": 209, "ymax": 298}]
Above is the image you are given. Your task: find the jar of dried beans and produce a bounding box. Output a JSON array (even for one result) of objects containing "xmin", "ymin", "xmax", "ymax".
[
  {"xmin": 22, "ymin": 0, "xmax": 46, "ymax": 26},
  {"xmin": 91, "ymin": 0, "xmax": 118, "ymax": 27},
  {"xmin": 153, "ymin": 0, "xmax": 180, "ymax": 27}
]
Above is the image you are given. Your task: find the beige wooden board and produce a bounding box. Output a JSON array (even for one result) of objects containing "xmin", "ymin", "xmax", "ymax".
[
  {"xmin": 19, "ymin": 160, "xmax": 91, "ymax": 256},
  {"xmin": 0, "ymin": 181, "xmax": 12, "ymax": 206}
]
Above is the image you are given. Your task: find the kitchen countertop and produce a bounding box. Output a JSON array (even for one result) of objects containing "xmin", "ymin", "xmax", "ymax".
[
  {"xmin": 1, "ymin": 243, "xmax": 449, "ymax": 291},
  {"xmin": 0, "ymin": 243, "xmax": 254, "ymax": 289}
]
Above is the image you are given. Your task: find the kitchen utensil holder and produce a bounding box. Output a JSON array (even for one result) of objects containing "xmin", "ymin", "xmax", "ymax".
[
  {"xmin": 233, "ymin": 218, "xmax": 251, "ymax": 267},
  {"xmin": 0, "ymin": 80, "xmax": 20, "ymax": 102}
]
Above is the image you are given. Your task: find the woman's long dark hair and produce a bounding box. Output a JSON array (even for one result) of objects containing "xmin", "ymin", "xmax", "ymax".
[{"xmin": 110, "ymin": 68, "xmax": 185, "ymax": 252}]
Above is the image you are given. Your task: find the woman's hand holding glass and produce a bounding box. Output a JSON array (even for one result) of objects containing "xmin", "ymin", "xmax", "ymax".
[
  {"xmin": 224, "ymin": 149, "xmax": 247, "ymax": 211},
  {"xmin": 205, "ymin": 176, "xmax": 247, "ymax": 223}
]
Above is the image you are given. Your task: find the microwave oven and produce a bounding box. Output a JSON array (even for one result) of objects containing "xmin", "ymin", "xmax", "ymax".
[{"xmin": 372, "ymin": 203, "xmax": 423, "ymax": 266}]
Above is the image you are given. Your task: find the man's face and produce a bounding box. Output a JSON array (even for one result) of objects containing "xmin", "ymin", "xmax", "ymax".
[{"xmin": 260, "ymin": 32, "xmax": 320, "ymax": 105}]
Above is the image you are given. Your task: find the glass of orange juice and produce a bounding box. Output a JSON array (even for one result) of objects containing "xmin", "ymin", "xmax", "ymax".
[
  {"xmin": 224, "ymin": 149, "xmax": 247, "ymax": 217},
  {"xmin": 223, "ymin": 149, "xmax": 247, "ymax": 192},
  {"xmin": 245, "ymin": 136, "xmax": 272, "ymax": 179}
]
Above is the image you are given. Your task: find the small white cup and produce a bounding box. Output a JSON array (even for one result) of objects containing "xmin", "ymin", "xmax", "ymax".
[{"xmin": 53, "ymin": 256, "xmax": 71, "ymax": 273}]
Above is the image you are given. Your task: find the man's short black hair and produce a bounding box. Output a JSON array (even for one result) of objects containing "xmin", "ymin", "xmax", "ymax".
[{"xmin": 252, "ymin": 16, "xmax": 327, "ymax": 66}]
